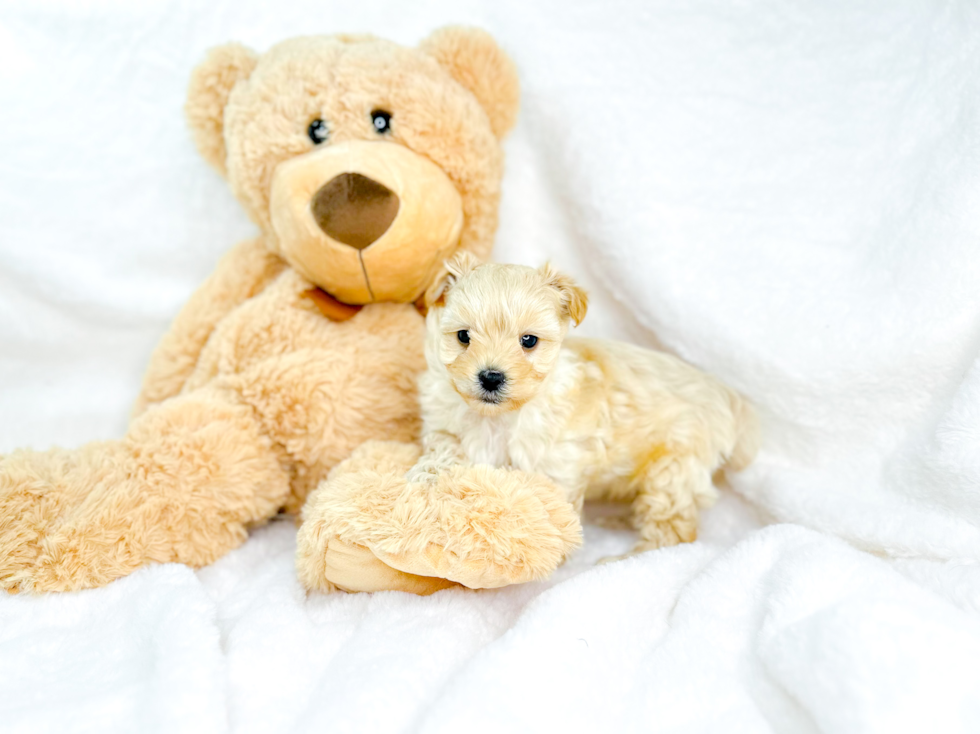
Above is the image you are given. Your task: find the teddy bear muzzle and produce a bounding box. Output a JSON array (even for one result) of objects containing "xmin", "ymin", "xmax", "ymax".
[{"xmin": 270, "ymin": 139, "xmax": 464, "ymax": 305}]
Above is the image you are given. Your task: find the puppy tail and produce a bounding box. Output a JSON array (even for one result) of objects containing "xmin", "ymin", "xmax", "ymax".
[{"xmin": 726, "ymin": 393, "xmax": 760, "ymax": 472}]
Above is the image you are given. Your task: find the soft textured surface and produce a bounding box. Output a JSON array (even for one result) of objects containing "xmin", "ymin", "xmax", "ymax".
[
  {"xmin": 297, "ymin": 441, "xmax": 582, "ymax": 593},
  {"xmin": 2, "ymin": 0, "xmax": 980, "ymax": 731}
]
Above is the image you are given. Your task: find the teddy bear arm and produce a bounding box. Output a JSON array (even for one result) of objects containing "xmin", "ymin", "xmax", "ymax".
[
  {"xmin": 133, "ymin": 238, "xmax": 285, "ymax": 416},
  {"xmin": 297, "ymin": 441, "xmax": 583, "ymax": 594}
]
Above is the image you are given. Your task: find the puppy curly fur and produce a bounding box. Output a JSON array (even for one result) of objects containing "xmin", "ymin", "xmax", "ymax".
[{"xmin": 412, "ymin": 254, "xmax": 759, "ymax": 553}]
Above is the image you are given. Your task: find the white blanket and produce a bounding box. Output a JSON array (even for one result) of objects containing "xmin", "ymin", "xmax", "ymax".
[{"xmin": 2, "ymin": 1, "xmax": 980, "ymax": 732}]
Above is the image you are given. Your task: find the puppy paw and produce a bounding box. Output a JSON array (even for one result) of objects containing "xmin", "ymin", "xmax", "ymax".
[
  {"xmin": 590, "ymin": 514, "xmax": 634, "ymax": 531},
  {"xmin": 403, "ymin": 465, "xmax": 438, "ymax": 484},
  {"xmin": 596, "ymin": 553, "xmax": 629, "ymax": 565},
  {"xmin": 595, "ymin": 520, "xmax": 693, "ymax": 566},
  {"xmin": 636, "ymin": 521, "xmax": 687, "ymax": 550},
  {"xmin": 403, "ymin": 459, "xmax": 466, "ymax": 485}
]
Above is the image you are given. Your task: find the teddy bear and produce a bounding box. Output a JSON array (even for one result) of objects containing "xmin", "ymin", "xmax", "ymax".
[{"xmin": 0, "ymin": 26, "xmax": 581, "ymax": 595}]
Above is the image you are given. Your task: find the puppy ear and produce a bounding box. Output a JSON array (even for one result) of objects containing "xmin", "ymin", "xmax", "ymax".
[
  {"xmin": 185, "ymin": 43, "xmax": 258, "ymax": 176},
  {"xmin": 419, "ymin": 26, "xmax": 520, "ymax": 139},
  {"xmin": 539, "ymin": 264, "xmax": 589, "ymax": 326},
  {"xmin": 425, "ymin": 251, "xmax": 481, "ymax": 308}
]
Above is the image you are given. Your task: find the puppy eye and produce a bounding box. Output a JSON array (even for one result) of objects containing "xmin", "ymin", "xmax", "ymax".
[
  {"xmin": 308, "ymin": 119, "xmax": 329, "ymax": 145},
  {"xmin": 457, "ymin": 330, "xmax": 470, "ymax": 345},
  {"xmin": 521, "ymin": 335, "xmax": 538, "ymax": 350},
  {"xmin": 371, "ymin": 109, "xmax": 392, "ymax": 134}
]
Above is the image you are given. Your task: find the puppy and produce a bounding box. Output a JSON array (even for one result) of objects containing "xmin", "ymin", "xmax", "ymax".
[{"xmin": 407, "ymin": 252, "xmax": 758, "ymax": 553}]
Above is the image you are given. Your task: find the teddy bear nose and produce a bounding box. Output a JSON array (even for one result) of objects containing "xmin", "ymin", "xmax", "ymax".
[{"xmin": 311, "ymin": 172, "xmax": 400, "ymax": 250}]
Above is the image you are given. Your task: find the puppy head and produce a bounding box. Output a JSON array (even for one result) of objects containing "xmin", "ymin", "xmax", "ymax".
[{"xmin": 427, "ymin": 254, "xmax": 588, "ymax": 416}]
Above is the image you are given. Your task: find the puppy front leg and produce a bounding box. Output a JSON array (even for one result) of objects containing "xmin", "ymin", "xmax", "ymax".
[
  {"xmin": 630, "ymin": 453, "xmax": 716, "ymax": 552},
  {"xmin": 405, "ymin": 431, "xmax": 467, "ymax": 484}
]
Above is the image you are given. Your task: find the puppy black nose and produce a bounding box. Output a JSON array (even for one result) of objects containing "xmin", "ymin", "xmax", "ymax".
[{"xmin": 478, "ymin": 369, "xmax": 506, "ymax": 393}]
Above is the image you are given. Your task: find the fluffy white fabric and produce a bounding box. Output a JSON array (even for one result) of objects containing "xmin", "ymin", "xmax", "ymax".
[{"xmin": 2, "ymin": 1, "xmax": 979, "ymax": 731}]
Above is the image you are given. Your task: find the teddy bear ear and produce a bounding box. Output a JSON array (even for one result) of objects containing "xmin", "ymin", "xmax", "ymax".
[
  {"xmin": 185, "ymin": 43, "xmax": 259, "ymax": 176},
  {"xmin": 538, "ymin": 263, "xmax": 589, "ymax": 326},
  {"xmin": 420, "ymin": 26, "xmax": 520, "ymax": 139},
  {"xmin": 424, "ymin": 251, "xmax": 481, "ymax": 308}
]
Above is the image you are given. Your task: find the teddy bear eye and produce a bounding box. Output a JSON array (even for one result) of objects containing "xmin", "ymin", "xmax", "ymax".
[
  {"xmin": 521, "ymin": 335, "xmax": 538, "ymax": 350},
  {"xmin": 307, "ymin": 119, "xmax": 329, "ymax": 145},
  {"xmin": 457, "ymin": 330, "xmax": 470, "ymax": 345},
  {"xmin": 371, "ymin": 110, "xmax": 392, "ymax": 134}
]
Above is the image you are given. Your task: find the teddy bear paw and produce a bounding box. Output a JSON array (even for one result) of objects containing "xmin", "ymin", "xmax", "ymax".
[{"xmin": 296, "ymin": 441, "xmax": 582, "ymax": 594}]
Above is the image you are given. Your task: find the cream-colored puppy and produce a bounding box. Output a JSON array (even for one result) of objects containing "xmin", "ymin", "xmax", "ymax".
[{"xmin": 407, "ymin": 253, "xmax": 758, "ymax": 552}]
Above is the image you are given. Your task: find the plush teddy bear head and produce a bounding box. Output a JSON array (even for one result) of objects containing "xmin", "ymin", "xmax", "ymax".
[{"xmin": 185, "ymin": 27, "xmax": 519, "ymax": 305}]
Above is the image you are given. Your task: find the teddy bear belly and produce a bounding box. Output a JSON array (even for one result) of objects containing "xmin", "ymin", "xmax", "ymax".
[
  {"xmin": 183, "ymin": 284, "xmax": 427, "ymax": 509},
  {"xmin": 187, "ymin": 271, "xmax": 426, "ymax": 384}
]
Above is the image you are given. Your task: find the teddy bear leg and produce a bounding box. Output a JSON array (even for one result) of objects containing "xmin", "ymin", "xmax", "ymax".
[
  {"xmin": 629, "ymin": 453, "xmax": 716, "ymax": 553},
  {"xmin": 0, "ymin": 385, "xmax": 290, "ymax": 593}
]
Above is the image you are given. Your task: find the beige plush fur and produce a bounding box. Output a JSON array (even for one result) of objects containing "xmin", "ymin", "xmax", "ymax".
[
  {"xmin": 0, "ymin": 27, "xmax": 583, "ymax": 594},
  {"xmin": 413, "ymin": 255, "xmax": 759, "ymax": 552},
  {"xmin": 296, "ymin": 441, "xmax": 581, "ymax": 594}
]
